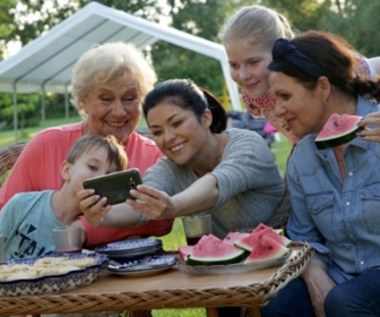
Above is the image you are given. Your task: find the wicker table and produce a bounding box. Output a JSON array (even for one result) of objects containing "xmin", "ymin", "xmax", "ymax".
[{"xmin": 0, "ymin": 242, "xmax": 313, "ymax": 317}]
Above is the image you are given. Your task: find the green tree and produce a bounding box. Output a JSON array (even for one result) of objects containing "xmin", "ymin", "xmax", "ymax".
[
  {"xmin": 261, "ymin": 0, "xmax": 328, "ymax": 33},
  {"xmin": 5, "ymin": 0, "xmax": 84, "ymax": 47},
  {"xmin": 0, "ymin": 0, "xmax": 18, "ymax": 60},
  {"xmin": 152, "ymin": 0, "xmax": 230, "ymax": 96},
  {"xmin": 321, "ymin": 0, "xmax": 380, "ymax": 56}
]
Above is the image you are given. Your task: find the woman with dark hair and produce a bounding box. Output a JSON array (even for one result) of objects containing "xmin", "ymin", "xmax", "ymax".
[
  {"xmin": 79, "ymin": 78, "xmax": 285, "ymax": 238},
  {"xmin": 262, "ymin": 31, "xmax": 380, "ymax": 317}
]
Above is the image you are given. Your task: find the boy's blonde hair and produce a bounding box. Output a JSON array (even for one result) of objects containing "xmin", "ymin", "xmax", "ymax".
[{"xmin": 66, "ymin": 134, "xmax": 128, "ymax": 171}]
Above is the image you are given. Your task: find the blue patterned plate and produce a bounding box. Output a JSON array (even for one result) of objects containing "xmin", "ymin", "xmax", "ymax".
[
  {"xmin": 95, "ymin": 238, "xmax": 163, "ymax": 259},
  {"xmin": 108, "ymin": 255, "xmax": 177, "ymax": 277},
  {"xmin": 0, "ymin": 253, "xmax": 108, "ymax": 296}
]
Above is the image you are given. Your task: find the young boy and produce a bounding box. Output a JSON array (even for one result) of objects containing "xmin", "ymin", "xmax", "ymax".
[{"xmin": 0, "ymin": 134, "xmax": 127, "ymax": 260}]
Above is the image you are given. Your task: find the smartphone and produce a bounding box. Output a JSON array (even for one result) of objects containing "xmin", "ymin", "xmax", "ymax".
[{"xmin": 83, "ymin": 168, "xmax": 142, "ymax": 205}]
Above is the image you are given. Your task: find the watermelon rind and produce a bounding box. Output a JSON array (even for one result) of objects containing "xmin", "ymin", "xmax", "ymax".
[
  {"xmin": 184, "ymin": 234, "xmax": 248, "ymax": 266},
  {"xmin": 243, "ymin": 245, "xmax": 290, "ymax": 265},
  {"xmin": 186, "ymin": 248, "xmax": 247, "ymax": 266},
  {"xmin": 315, "ymin": 128, "xmax": 361, "ymax": 150},
  {"xmin": 275, "ymin": 228, "xmax": 285, "ymax": 236}
]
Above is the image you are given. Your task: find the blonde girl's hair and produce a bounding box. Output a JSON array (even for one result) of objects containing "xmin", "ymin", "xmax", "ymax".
[
  {"xmin": 71, "ymin": 42, "xmax": 157, "ymax": 116},
  {"xmin": 222, "ymin": 5, "xmax": 294, "ymax": 50}
]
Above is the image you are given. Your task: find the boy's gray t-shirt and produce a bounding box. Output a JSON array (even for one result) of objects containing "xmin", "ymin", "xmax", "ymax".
[
  {"xmin": 0, "ymin": 190, "xmax": 64, "ymax": 260},
  {"xmin": 143, "ymin": 128, "xmax": 285, "ymax": 238}
]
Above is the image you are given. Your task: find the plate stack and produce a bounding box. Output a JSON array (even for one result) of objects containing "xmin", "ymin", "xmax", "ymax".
[
  {"xmin": 95, "ymin": 239, "xmax": 176, "ymax": 277},
  {"xmin": 95, "ymin": 238, "xmax": 163, "ymax": 261}
]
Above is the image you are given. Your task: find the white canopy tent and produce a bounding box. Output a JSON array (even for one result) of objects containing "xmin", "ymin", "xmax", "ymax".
[{"xmin": 0, "ymin": 1, "xmax": 241, "ymax": 136}]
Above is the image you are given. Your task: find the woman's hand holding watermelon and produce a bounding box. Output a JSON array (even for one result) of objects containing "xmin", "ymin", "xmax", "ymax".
[{"xmin": 357, "ymin": 112, "xmax": 380, "ymax": 142}]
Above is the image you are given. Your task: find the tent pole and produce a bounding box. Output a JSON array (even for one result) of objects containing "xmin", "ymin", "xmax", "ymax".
[
  {"xmin": 41, "ymin": 85, "xmax": 46, "ymax": 128},
  {"xmin": 220, "ymin": 61, "xmax": 241, "ymax": 111},
  {"xmin": 64, "ymin": 85, "xmax": 69, "ymax": 119},
  {"xmin": 12, "ymin": 83, "xmax": 18, "ymax": 142}
]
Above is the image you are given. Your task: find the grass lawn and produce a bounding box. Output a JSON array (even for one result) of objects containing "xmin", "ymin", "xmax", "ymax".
[{"xmin": 0, "ymin": 117, "xmax": 291, "ymax": 317}]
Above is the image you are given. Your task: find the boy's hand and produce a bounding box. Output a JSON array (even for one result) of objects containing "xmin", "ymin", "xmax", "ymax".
[{"xmin": 77, "ymin": 189, "xmax": 111, "ymax": 226}]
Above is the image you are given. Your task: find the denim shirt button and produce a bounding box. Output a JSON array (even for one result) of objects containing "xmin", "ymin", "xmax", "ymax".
[
  {"xmin": 346, "ymin": 201, "xmax": 351, "ymax": 206},
  {"xmin": 348, "ymin": 171, "xmax": 353, "ymax": 176},
  {"xmin": 360, "ymin": 260, "xmax": 364, "ymax": 265}
]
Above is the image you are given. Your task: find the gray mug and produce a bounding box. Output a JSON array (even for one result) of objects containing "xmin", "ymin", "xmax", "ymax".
[
  {"xmin": 52, "ymin": 226, "xmax": 83, "ymax": 253},
  {"xmin": 0, "ymin": 235, "xmax": 4, "ymax": 262}
]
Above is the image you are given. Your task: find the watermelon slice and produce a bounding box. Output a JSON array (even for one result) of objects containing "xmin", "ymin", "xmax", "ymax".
[
  {"xmin": 178, "ymin": 245, "xmax": 194, "ymax": 261},
  {"xmin": 223, "ymin": 231, "xmax": 249, "ymax": 246},
  {"xmin": 251, "ymin": 223, "xmax": 269, "ymax": 234},
  {"xmin": 185, "ymin": 234, "xmax": 247, "ymax": 266},
  {"xmin": 251, "ymin": 223, "xmax": 284, "ymax": 235},
  {"xmin": 244, "ymin": 235, "xmax": 290, "ymax": 264},
  {"xmin": 315, "ymin": 113, "xmax": 362, "ymax": 150},
  {"xmin": 235, "ymin": 226, "xmax": 291, "ymax": 252}
]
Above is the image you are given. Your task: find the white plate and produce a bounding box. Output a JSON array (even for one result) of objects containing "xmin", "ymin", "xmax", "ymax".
[
  {"xmin": 108, "ymin": 255, "xmax": 177, "ymax": 277},
  {"xmin": 177, "ymin": 250, "xmax": 292, "ymax": 275},
  {"xmin": 0, "ymin": 253, "xmax": 108, "ymax": 296}
]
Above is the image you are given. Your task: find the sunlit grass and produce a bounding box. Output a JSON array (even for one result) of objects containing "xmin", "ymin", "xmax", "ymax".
[
  {"xmin": 0, "ymin": 115, "xmax": 82, "ymax": 148},
  {"xmin": 271, "ymin": 133, "xmax": 292, "ymax": 175}
]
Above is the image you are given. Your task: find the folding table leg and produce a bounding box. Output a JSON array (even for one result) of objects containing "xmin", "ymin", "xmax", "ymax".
[
  {"xmin": 240, "ymin": 306, "xmax": 262, "ymax": 317},
  {"xmin": 206, "ymin": 307, "xmax": 219, "ymax": 317},
  {"xmin": 129, "ymin": 310, "xmax": 152, "ymax": 317}
]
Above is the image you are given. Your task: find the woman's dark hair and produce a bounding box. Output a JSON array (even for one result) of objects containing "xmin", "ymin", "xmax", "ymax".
[
  {"xmin": 143, "ymin": 79, "xmax": 227, "ymax": 133},
  {"xmin": 269, "ymin": 31, "xmax": 380, "ymax": 101}
]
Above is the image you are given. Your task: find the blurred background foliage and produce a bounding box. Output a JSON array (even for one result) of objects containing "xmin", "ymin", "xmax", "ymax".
[{"xmin": 0, "ymin": 0, "xmax": 379, "ymax": 132}]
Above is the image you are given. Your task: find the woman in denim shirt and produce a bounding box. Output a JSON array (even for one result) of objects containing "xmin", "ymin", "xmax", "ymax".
[{"xmin": 262, "ymin": 31, "xmax": 380, "ymax": 317}]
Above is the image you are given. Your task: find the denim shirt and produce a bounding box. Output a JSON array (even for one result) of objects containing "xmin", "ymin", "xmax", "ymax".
[{"xmin": 287, "ymin": 96, "xmax": 380, "ymax": 284}]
